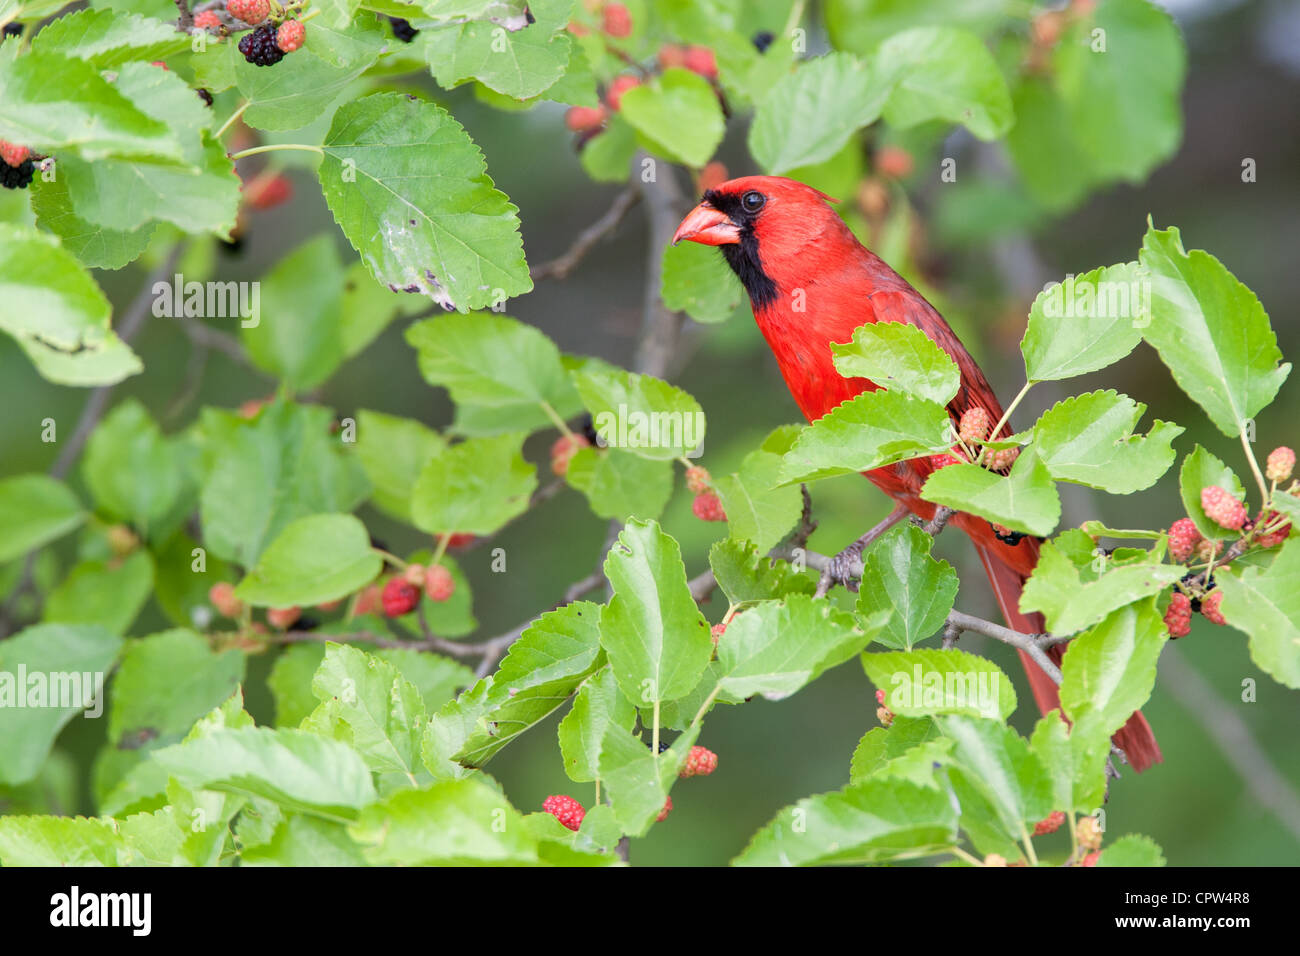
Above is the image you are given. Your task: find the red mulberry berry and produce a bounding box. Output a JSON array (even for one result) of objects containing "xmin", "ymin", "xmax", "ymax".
[
  {"xmin": 542, "ymin": 794, "xmax": 585, "ymax": 831},
  {"xmin": 1255, "ymin": 511, "xmax": 1291, "ymax": 549},
  {"xmin": 564, "ymin": 106, "xmax": 607, "ymax": 132},
  {"xmin": 1266, "ymin": 446, "xmax": 1295, "ymax": 483},
  {"xmin": 1076, "ymin": 816, "xmax": 1103, "ymax": 852},
  {"xmin": 550, "ymin": 433, "xmax": 590, "ymax": 476},
  {"xmin": 680, "ymin": 746, "xmax": 717, "ymax": 778},
  {"xmin": 685, "ymin": 466, "xmax": 712, "ymax": 494},
  {"xmin": 605, "ymin": 75, "xmax": 640, "ymax": 110},
  {"xmin": 267, "ymin": 606, "xmax": 301, "ymax": 629},
  {"xmin": 226, "ymin": 0, "xmax": 268, "ymax": 24},
  {"xmin": 710, "ymin": 621, "xmax": 726, "ymax": 645},
  {"xmin": 930, "ymin": 453, "xmax": 963, "ymax": 470},
  {"xmin": 656, "ymin": 796, "xmax": 673, "ymax": 822},
  {"xmin": 275, "ymin": 18, "xmax": 304, "ymax": 53},
  {"xmin": 1163, "ymin": 591, "xmax": 1191, "ymax": 639},
  {"xmin": 683, "ymin": 46, "xmax": 717, "ymax": 79},
  {"xmin": 959, "ymin": 407, "xmax": 992, "ymax": 444},
  {"xmin": 986, "ymin": 446, "xmax": 1020, "ymax": 472},
  {"xmin": 208, "ymin": 582, "xmax": 244, "ymax": 618},
  {"xmin": 1080, "ymin": 851, "xmax": 1100, "ymax": 867},
  {"xmin": 1167, "ymin": 518, "xmax": 1202, "ymax": 564},
  {"xmin": 875, "ymin": 145, "xmax": 915, "ymax": 179},
  {"xmin": 1200, "ymin": 589, "xmax": 1226, "ymax": 626},
  {"xmin": 692, "ymin": 491, "xmax": 726, "ymax": 522},
  {"xmin": 446, "ymin": 532, "xmax": 476, "ymax": 549},
  {"xmin": 381, "ymin": 577, "xmax": 420, "ymax": 617},
  {"xmin": 425, "ymin": 564, "xmax": 455, "ymax": 603},
  {"xmin": 193, "ymin": 10, "xmax": 222, "ymax": 30},
  {"xmin": 1033, "ymin": 811, "xmax": 1066, "ymax": 836},
  {"xmin": 601, "ymin": 3, "xmax": 632, "ymax": 37},
  {"xmin": 1201, "ymin": 485, "xmax": 1246, "ymax": 530}
]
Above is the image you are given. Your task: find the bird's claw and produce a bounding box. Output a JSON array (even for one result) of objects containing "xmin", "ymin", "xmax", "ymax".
[{"xmin": 816, "ymin": 543, "xmax": 864, "ymax": 597}]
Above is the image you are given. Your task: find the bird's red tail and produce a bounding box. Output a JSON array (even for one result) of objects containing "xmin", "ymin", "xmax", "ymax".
[{"xmin": 973, "ymin": 539, "xmax": 1162, "ymax": 773}]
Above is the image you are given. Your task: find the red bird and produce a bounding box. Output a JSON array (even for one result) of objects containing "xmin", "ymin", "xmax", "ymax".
[{"xmin": 673, "ymin": 175, "xmax": 1160, "ymax": 772}]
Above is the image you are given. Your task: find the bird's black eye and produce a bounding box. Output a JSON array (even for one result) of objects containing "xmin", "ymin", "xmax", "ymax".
[{"xmin": 741, "ymin": 191, "xmax": 766, "ymax": 213}]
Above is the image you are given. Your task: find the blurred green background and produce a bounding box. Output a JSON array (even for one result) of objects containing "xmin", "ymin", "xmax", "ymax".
[{"xmin": 3, "ymin": 0, "xmax": 1299, "ymax": 865}]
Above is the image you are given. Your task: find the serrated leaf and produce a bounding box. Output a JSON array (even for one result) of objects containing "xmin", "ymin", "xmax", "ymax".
[
  {"xmin": 234, "ymin": 514, "xmax": 382, "ymax": 607},
  {"xmin": 920, "ymin": 444, "xmax": 1061, "ymax": 536},
  {"xmin": 1178, "ymin": 444, "xmax": 1246, "ymax": 542},
  {"xmin": 857, "ymin": 524, "xmax": 958, "ymax": 650},
  {"xmin": 707, "ymin": 538, "xmax": 817, "ymax": 606},
  {"xmin": 874, "ymin": 27, "xmax": 1012, "ymax": 139},
  {"xmin": 152, "ymin": 725, "xmax": 377, "ymax": 820},
  {"xmin": 1021, "ymin": 263, "xmax": 1147, "ymax": 381},
  {"xmin": 749, "ymin": 52, "xmax": 886, "ymax": 174},
  {"xmin": 1098, "ymin": 833, "xmax": 1166, "ymax": 867},
  {"xmin": 938, "ymin": 715, "xmax": 1054, "ymax": 842},
  {"xmin": 31, "ymin": 8, "xmax": 190, "ymax": 67},
  {"xmin": 456, "ymin": 601, "xmax": 604, "ymax": 766},
  {"xmin": 715, "ymin": 449, "xmax": 803, "ymax": 553},
  {"xmin": 732, "ymin": 777, "xmax": 959, "ymax": 866},
  {"xmin": 1028, "ymin": 710, "xmax": 1107, "ymax": 815},
  {"xmin": 1033, "ymin": 390, "xmax": 1181, "ymax": 493},
  {"xmin": 0, "ymin": 623, "xmax": 123, "ymax": 785},
  {"xmin": 81, "ymin": 398, "xmax": 181, "ymax": 536},
  {"xmin": 1058, "ymin": 600, "xmax": 1167, "ymax": 740},
  {"xmin": 0, "ymin": 224, "xmax": 141, "ymax": 386},
  {"xmin": 353, "ymin": 409, "xmax": 446, "ymax": 522},
  {"xmin": 241, "ymin": 814, "xmax": 367, "ymax": 866},
  {"xmin": 1139, "ymin": 223, "xmax": 1290, "ymax": 436},
  {"xmin": 30, "ymin": 173, "xmax": 156, "ymax": 270},
  {"xmin": 580, "ymin": 112, "xmax": 636, "ymax": 182},
  {"xmin": 410, "ymin": 432, "xmax": 536, "ymax": 535},
  {"xmin": 619, "ymin": 67, "xmax": 724, "ymax": 167},
  {"xmin": 0, "ymin": 474, "xmax": 85, "ymax": 563},
  {"xmin": 574, "ymin": 366, "xmax": 705, "ymax": 461},
  {"xmin": 780, "ymin": 389, "xmax": 952, "ymax": 484},
  {"xmin": 716, "ymin": 594, "xmax": 879, "ymax": 701},
  {"xmin": 599, "ymin": 723, "xmax": 697, "ymax": 836},
  {"xmin": 600, "ymin": 519, "xmax": 712, "ymax": 705},
  {"xmin": 863, "ymin": 648, "xmax": 1016, "ymax": 721},
  {"xmin": 405, "ymin": 312, "xmax": 580, "ymax": 431},
  {"xmin": 1214, "ymin": 539, "xmax": 1300, "ymax": 688},
  {"xmin": 350, "ymin": 778, "xmax": 537, "ymax": 864},
  {"xmin": 660, "ymin": 240, "xmax": 743, "ymax": 325},
  {"xmin": 0, "ymin": 816, "xmax": 125, "ymax": 866},
  {"xmin": 43, "ymin": 551, "xmax": 154, "ymax": 636},
  {"xmin": 565, "ymin": 446, "xmax": 673, "ymax": 522},
  {"xmin": 830, "ymin": 321, "xmax": 961, "ymax": 405},
  {"xmin": 850, "ymin": 716, "xmax": 951, "ymax": 788},
  {"xmin": 319, "ymin": 92, "xmax": 532, "ymax": 312},
  {"xmin": 423, "ymin": 0, "xmax": 573, "ymax": 99},
  {"xmin": 558, "ymin": 665, "xmax": 636, "ymax": 783}
]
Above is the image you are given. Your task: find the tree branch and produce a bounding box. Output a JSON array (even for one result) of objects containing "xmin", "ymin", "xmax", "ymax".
[
  {"xmin": 173, "ymin": 0, "xmax": 194, "ymax": 31},
  {"xmin": 530, "ymin": 188, "xmax": 640, "ymax": 281},
  {"xmin": 632, "ymin": 157, "xmax": 688, "ymax": 379}
]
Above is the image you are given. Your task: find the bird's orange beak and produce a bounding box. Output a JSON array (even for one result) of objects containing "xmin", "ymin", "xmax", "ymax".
[{"xmin": 672, "ymin": 203, "xmax": 741, "ymax": 246}]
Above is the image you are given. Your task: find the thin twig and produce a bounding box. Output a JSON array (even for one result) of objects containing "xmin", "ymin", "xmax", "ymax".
[
  {"xmin": 530, "ymin": 189, "xmax": 640, "ymax": 281},
  {"xmin": 632, "ymin": 156, "xmax": 687, "ymax": 379},
  {"xmin": 922, "ymin": 506, "xmax": 955, "ymax": 536},
  {"xmin": 945, "ymin": 609, "xmax": 1062, "ymax": 685},
  {"xmin": 173, "ymin": 0, "xmax": 194, "ymax": 31}
]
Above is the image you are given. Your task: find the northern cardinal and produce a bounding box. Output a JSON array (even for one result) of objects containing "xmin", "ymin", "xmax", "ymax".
[{"xmin": 673, "ymin": 175, "xmax": 1160, "ymax": 772}]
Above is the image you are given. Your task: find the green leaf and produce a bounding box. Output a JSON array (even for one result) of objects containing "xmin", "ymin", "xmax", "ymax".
[
  {"xmin": 242, "ymin": 234, "xmax": 346, "ymax": 392},
  {"xmin": 405, "ymin": 312, "xmax": 580, "ymax": 431},
  {"xmin": 0, "ymin": 623, "xmax": 123, "ymax": 785},
  {"xmin": 309, "ymin": 643, "xmax": 426, "ymax": 778},
  {"xmin": 1178, "ymin": 444, "xmax": 1246, "ymax": 542},
  {"xmin": 863, "ymin": 648, "xmax": 1016, "ymax": 721},
  {"xmin": 410, "ymin": 432, "xmax": 536, "ymax": 535},
  {"xmin": 1059, "ymin": 601, "xmax": 1167, "ymax": 739},
  {"xmin": 152, "ymin": 726, "xmax": 377, "ymax": 820},
  {"xmin": 1019, "ymin": 534, "xmax": 1183, "ymax": 636},
  {"xmin": 0, "ymin": 50, "xmax": 181, "ymax": 160},
  {"xmin": 319, "ymin": 92, "xmax": 532, "ymax": 312},
  {"xmin": 1099, "ymin": 834, "xmax": 1166, "ymax": 867},
  {"xmin": 81, "ymin": 398, "xmax": 181, "ymax": 536},
  {"xmin": 920, "ymin": 444, "xmax": 1061, "ymax": 536},
  {"xmin": 349, "ymin": 778, "xmax": 537, "ymax": 864},
  {"xmin": 619, "ymin": 67, "xmax": 725, "ymax": 167},
  {"xmin": 558, "ymin": 665, "xmax": 636, "ymax": 783},
  {"xmin": 748, "ymin": 52, "xmax": 887, "ymax": 174},
  {"xmin": 0, "ymin": 474, "xmax": 84, "ymax": 563},
  {"xmin": 423, "ymin": 0, "xmax": 573, "ymax": 99},
  {"xmin": 660, "ymin": 240, "xmax": 743, "ymax": 325},
  {"xmin": 830, "ymin": 321, "xmax": 961, "ymax": 405},
  {"xmin": 354, "ymin": 409, "xmax": 446, "ymax": 522},
  {"xmin": 270, "ymin": 644, "xmax": 328, "ymax": 728},
  {"xmin": 108, "ymin": 629, "xmax": 246, "ymax": 747},
  {"xmin": 1005, "ymin": 75, "xmax": 1095, "ymax": 213},
  {"xmin": 241, "ymin": 814, "xmax": 367, "ymax": 866},
  {"xmin": 580, "ymin": 112, "xmax": 636, "ymax": 182},
  {"xmin": 825, "ymin": 0, "xmax": 1013, "ymax": 55},
  {"xmin": 1139, "ymin": 223, "xmax": 1290, "ymax": 436},
  {"xmin": 732, "ymin": 777, "xmax": 959, "ymax": 866},
  {"xmin": 339, "ymin": 260, "xmax": 417, "ymax": 358},
  {"xmin": 850, "ymin": 715, "xmax": 944, "ymax": 783},
  {"xmin": 195, "ymin": 400, "xmax": 370, "ymax": 567},
  {"xmin": 565, "ymin": 447, "xmax": 674, "ymax": 522},
  {"xmin": 1028, "ymin": 710, "xmax": 1107, "ymax": 815},
  {"xmin": 30, "ymin": 173, "xmax": 156, "ymax": 270},
  {"xmin": 234, "ymin": 514, "xmax": 383, "ymax": 607},
  {"xmin": 599, "ymin": 723, "xmax": 697, "ymax": 836},
  {"xmin": 43, "ymin": 551, "xmax": 154, "ymax": 636},
  {"xmin": 1033, "ymin": 390, "xmax": 1182, "ymax": 493},
  {"xmin": 716, "ymin": 594, "xmax": 879, "ymax": 701},
  {"xmin": 938, "ymin": 715, "xmax": 1054, "ymax": 842},
  {"xmin": 600, "ymin": 519, "xmax": 712, "ymax": 705},
  {"xmin": 856, "ymin": 525, "xmax": 958, "ymax": 650},
  {"xmin": 707, "ymin": 538, "xmax": 817, "ymax": 606},
  {"xmin": 30, "ymin": 8, "xmax": 190, "ymax": 67},
  {"xmin": 1215, "ymin": 539, "xmax": 1300, "ymax": 688},
  {"xmin": 0, "ymin": 815, "xmax": 125, "ymax": 866},
  {"xmin": 715, "ymin": 448, "xmax": 803, "ymax": 553},
  {"xmin": 0, "ymin": 224, "xmax": 142, "ymax": 386},
  {"xmin": 779, "ymin": 389, "xmax": 952, "ymax": 484},
  {"xmin": 455, "ymin": 601, "xmax": 604, "ymax": 766},
  {"xmin": 1020, "ymin": 263, "xmax": 1146, "ymax": 381},
  {"xmin": 575, "ymin": 366, "xmax": 705, "ymax": 461},
  {"xmin": 874, "ymin": 27, "xmax": 1013, "ymax": 139},
  {"xmin": 1053, "ymin": 0, "xmax": 1185, "ymax": 183}
]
